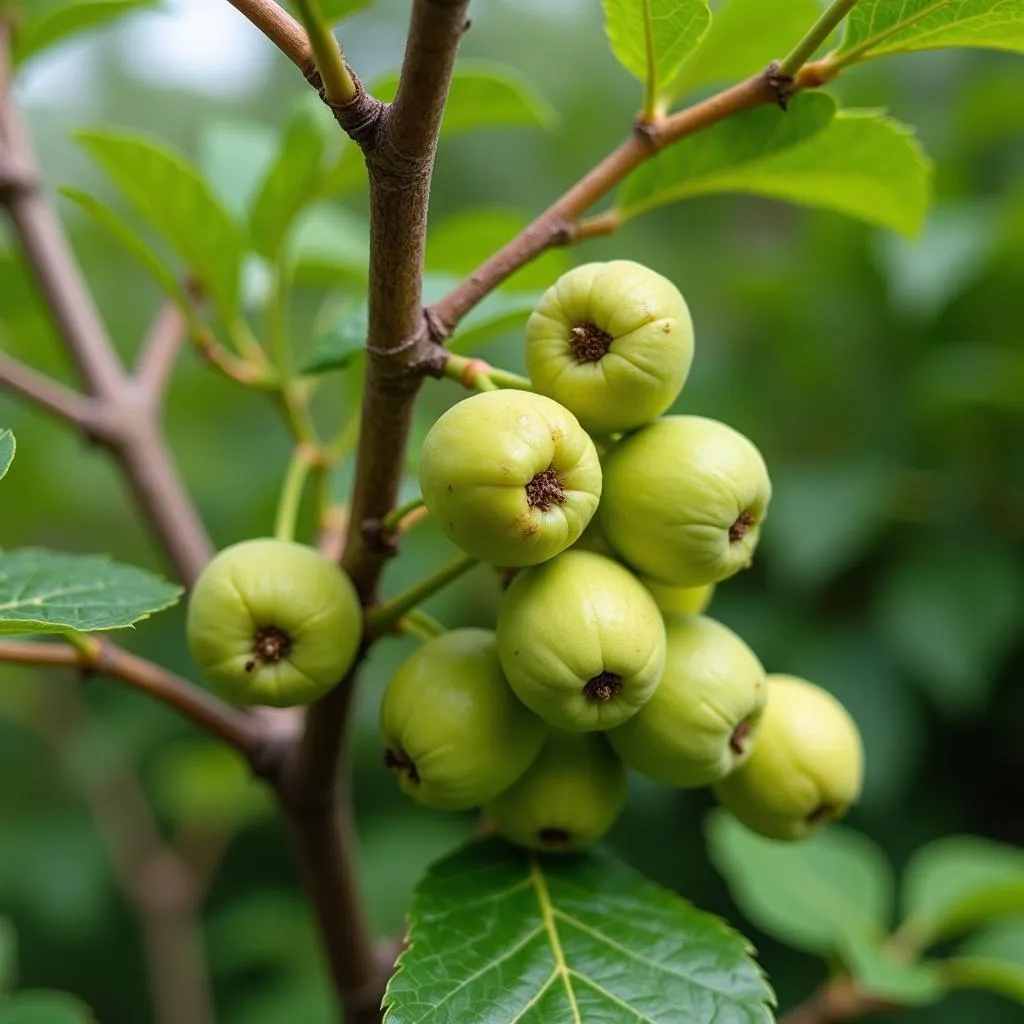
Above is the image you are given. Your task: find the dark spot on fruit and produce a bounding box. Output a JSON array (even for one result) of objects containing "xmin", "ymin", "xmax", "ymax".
[
  {"xmin": 525, "ymin": 466, "xmax": 566, "ymax": 511},
  {"xmin": 806, "ymin": 803, "xmax": 834, "ymax": 825},
  {"xmin": 539, "ymin": 827, "xmax": 572, "ymax": 845},
  {"xmin": 384, "ymin": 747, "xmax": 420, "ymax": 785},
  {"xmin": 729, "ymin": 511, "xmax": 756, "ymax": 544},
  {"xmin": 569, "ymin": 322, "xmax": 612, "ymax": 363},
  {"xmin": 583, "ymin": 671, "xmax": 623, "ymax": 702},
  {"xmin": 252, "ymin": 625, "xmax": 292, "ymax": 664},
  {"xmin": 729, "ymin": 719, "xmax": 752, "ymax": 755},
  {"xmin": 447, "ymin": 483, "xmax": 454, "ymax": 492}
]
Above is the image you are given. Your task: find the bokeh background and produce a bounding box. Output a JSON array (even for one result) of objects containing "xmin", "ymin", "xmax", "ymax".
[{"xmin": 1, "ymin": 0, "xmax": 1022, "ymax": 1021}]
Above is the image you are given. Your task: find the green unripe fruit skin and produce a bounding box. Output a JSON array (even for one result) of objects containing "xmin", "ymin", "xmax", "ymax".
[
  {"xmin": 497, "ymin": 550, "xmax": 666, "ymax": 731},
  {"xmin": 640, "ymin": 577, "xmax": 715, "ymax": 616},
  {"xmin": 380, "ymin": 629, "xmax": 546, "ymax": 811},
  {"xmin": 600, "ymin": 415, "xmax": 771, "ymax": 587},
  {"xmin": 713, "ymin": 674, "xmax": 864, "ymax": 841},
  {"xmin": 419, "ymin": 390, "xmax": 602, "ymax": 567},
  {"xmin": 525, "ymin": 261, "xmax": 694, "ymax": 435},
  {"xmin": 186, "ymin": 538, "xmax": 361, "ymax": 708},
  {"xmin": 484, "ymin": 731, "xmax": 627, "ymax": 852},
  {"xmin": 608, "ymin": 614, "xmax": 766, "ymax": 787}
]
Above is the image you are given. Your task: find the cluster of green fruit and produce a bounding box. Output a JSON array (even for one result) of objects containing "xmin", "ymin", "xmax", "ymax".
[
  {"xmin": 388, "ymin": 260, "xmax": 863, "ymax": 849},
  {"xmin": 181, "ymin": 260, "xmax": 863, "ymax": 852}
]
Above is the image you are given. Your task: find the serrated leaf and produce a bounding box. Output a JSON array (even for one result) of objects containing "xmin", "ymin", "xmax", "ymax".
[
  {"xmin": 841, "ymin": 931, "xmax": 946, "ymax": 1005},
  {"xmin": 899, "ymin": 836, "xmax": 1024, "ymax": 948},
  {"xmin": 707, "ymin": 811, "xmax": 893, "ymax": 956},
  {"xmin": 0, "ymin": 991, "xmax": 97, "ymax": 1023},
  {"xmin": 384, "ymin": 836, "xmax": 774, "ymax": 1024},
  {"xmin": 603, "ymin": 0, "xmax": 711, "ymax": 96},
  {"xmin": 0, "ymin": 918, "xmax": 15, "ymax": 996},
  {"xmin": 836, "ymin": 0, "xmax": 1024, "ymax": 65},
  {"xmin": 74, "ymin": 129, "xmax": 245, "ymax": 325},
  {"xmin": 873, "ymin": 542, "xmax": 1024, "ymax": 714},
  {"xmin": 0, "ymin": 549, "xmax": 183, "ymax": 635},
  {"xmin": 11, "ymin": 0, "xmax": 158, "ymax": 66},
  {"xmin": 302, "ymin": 274, "xmax": 540, "ymax": 374},
  {"xmin": 58, "ymin": 188, "xmax": 192, "ymax": 316},
  {"xmin": 621, "ymin": 99, "xmax": 931, "ymax": 236},
  {"xmin": 0, "ymin": 430, "xmax": 14, "ymax": 483},
  {"xmin": 373, "ymin": 61, "xmax": 557, "ymax": 133},
  {"xmin": 283, "ymin": 0, "xmax": 372, "ymax": 22},
  {"xmin": 249, "ymin": 106, "xmax": 329, "ymax": 260},
  {"xmin": 665, "ymin": 0, "xmax": 820, "ymax": 101}
]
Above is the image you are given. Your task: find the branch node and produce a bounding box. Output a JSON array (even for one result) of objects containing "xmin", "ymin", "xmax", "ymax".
[
  {"xmin": 362, "ymin": 518, "xmax": 399, "ymax": 557},
  {"xmin": 766, "ymin": 60, "xmax": 796, "ymax": 110}
]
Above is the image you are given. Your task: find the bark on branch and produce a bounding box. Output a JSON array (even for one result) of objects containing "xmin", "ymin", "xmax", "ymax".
[{"xmin": 780, "ymin": 977, "xmax": 893, "ymax": 1024}]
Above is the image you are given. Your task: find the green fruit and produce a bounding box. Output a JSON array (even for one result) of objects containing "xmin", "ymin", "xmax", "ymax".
[
  {"xmin": 419, "ymin": 390, "xmax": 602, "ymax": 567},
  {"xmin": 608, "ymin": 614, "xmax": 766, "ymax": 787},
  {"xmin": 525, "ymin": 261, "xmax": 694, "ymax": 435},
  {"xmin": 497, "ymin": 550, "xmax": 666, "ymax": 731},
  {"xmin": 381, "ymin": 629, "xmax": 546, "ymax": 811},
  {"xmin": 713, "ymin": 674, "xmax": 864, "ymax": 841},
  {"xmin": 640, "ymin": 577, "xmax": 715, "ymax": 616},
  {"xmin": 600, "ymin": 415, "xmax": 771, "ymax": 587},
  {"xmin": 186, "ymin": 538, "xmax": 362, "ymax": 708},
  {"xmin": 484, "ymin": 731, "xmax": 626, "ymax": 852}
]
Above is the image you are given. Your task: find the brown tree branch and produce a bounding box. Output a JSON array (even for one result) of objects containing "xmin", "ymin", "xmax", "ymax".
[
  {"xmin": 0, "ymin": 352, "xmax": 101, "ymax": 428},
  {"xmin": 428, "ymin": 69, "xmax": 791, "ymax": 336},
  {"xmin": 0, "ymin": 47, "xmax": 214, "ymax": 585},
  {"xmin": 135, "ymin": 302, "xmax": 187, "ymax": 406},
  {"xmin": 780, "ymin": 977, "xmax": 893, "ymax": 1024},
  {"xmin": 224, "ymin": 0, "xmax": 311, "ymax": 69},
  {"xmin": 0, "ymin": 638, "xmax": 264, "ymax": 759}
]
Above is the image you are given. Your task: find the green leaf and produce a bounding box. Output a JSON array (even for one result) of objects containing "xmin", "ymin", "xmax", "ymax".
[
  {"xmin": 0, "ymin": 430, "xmax": 14, "ymax": 483},
  {"xmin": 0, "ymin": 992, "xmax": 96, "ymax": 1023},
  {"xmin": 621, "ymin": 97, "xmax": 931, "ymax": 236},
  {"xmin": 283, "ymin": 0, "xmax": 372, "ymax": 23},
  {"xmin": 0, "ymin": 549, "xmax": 183, "ymax": 635},
  {"xmin": 152, "ymin": 740, "xmax": 270, "ymax": 827},
  {"xmin": 900, "ymin": 836, "xmax": 1024, "ymax": 948},
  {"xmin": 249, "ymin": 105, "xmax": 329, "ymax": 260},
  {"xmin": 706, "ymin": 811, "xmax": 894, "ymax": 956},
  {"xmin": 373, "ymin": 60, "xmax": 557, "ymax": 134},
  {"xmin": 58, "ymin": 188, "xmax": 192, "ymax": 316},
  {"xmin": 383, "ymin": 836, "xmax": 774, "ymax": 1024},
  {"xmin": 425, "ymin": 208, "xmax": 571, "ymax": 291},
  {"xmin": 948, "ymin": 920, "xmax": 1024, "ymax": 1003},
  {"xmin": 288, "ymin": 204, "xmax": 370, "ymax": 284},
  {"xmin": 841, "ymin": 931, "xmax": 946, "ymax": 1005},
  {"xmin": 0, "ymin": 918, "xmax": 15, "ymax": 996},
  {"xmin": 603, "ymin": 0, "xmax": 711, "ymax": 95},
  {"xmin": 198, "ymin": 122, "xmax": 278, "ymax": 221},
  {"xmin": 301, "ymin": 275, "xmax": 541, "ymax": 374},
  {"xmin": 874, "ymin": 542, "xmax": 1024, "ymax": 714},
  {"xmin": 665, "ymin": 0, "xmax": 820, "ymax": 100},
  {"xmin": 74, "ymin": 129, "xmax": 245, "ymax": 325},
  {"xmin": 11, "ymin": 0, "xmax": 158, "ymax": 66},
  {"xmin": 916, "ymin": 343, "xmax": 1024, "ymax": 413},
  {"xmin": 836, "ymin": 0, "xmax": 1024, "ymax": 65}
]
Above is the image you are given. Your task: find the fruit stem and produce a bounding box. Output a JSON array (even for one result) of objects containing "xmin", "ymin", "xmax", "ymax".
[
  {"xmin": 275, "ymin": 445, "xmax": 317, "ymax": 542},
  {"xmin": 443, "ymin": 353, "xmax": 533, "ymax": 393},
  {"xmin": 398, "ymin": 608, "xmax": 447, "ymax": 642},
  {"xmin": 381, "ymin": 496, "xmax": 427, "ymax": 534},
  {"xmin": 776, "ymin": 0, "xmax": 861, "ymax": 78},
  {"xmin": 367, "ymin": 552, "xmax": 478, "ymax": 632},
  {"xmin": 291, "ymin": 0, "xmax": 358, "ymax": 104}
]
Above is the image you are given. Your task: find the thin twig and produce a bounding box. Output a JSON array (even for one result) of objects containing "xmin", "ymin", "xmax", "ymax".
[
  {"xmin": 135, "ymin": 302, "xmax": 188, "ymax": 405},
  {"xmin": 0, "ymin": 352, "xmax": 101, "ymax": 429},
  {"xmin": 223, "ymin": 0, "xmax": 311, "ymax": 69},
  {"xmin": 779, "ymin": 976, "xmax": 893, "ymax": 1024},
  {"xmin": 0, "ymin": 639, "xmax": 264, "ymax": 759}
]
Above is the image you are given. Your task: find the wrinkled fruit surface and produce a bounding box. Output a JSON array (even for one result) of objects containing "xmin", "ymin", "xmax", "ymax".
[
  {"xmin": 380, "ymin": 628, "xmax": 546, "ymax": 811},
  {"xmin": 525, "ymin": 260, "xmax": 694, "ymax": 435},
  {"xmin": 186, "ymin": 538, "xmax": 362, "ymax": 708},
  {"xmin": 600, "ymin": 415, "xmax": 771, "ymax": 587},
  {"xmin": 497, "ymin": 550, "xmax": 666, "ymax": 731},
  {"xmin": 713, "ymin": 674, "xmax": 864, "ymax": 841},
  {"xmin": 419, "ymin": 389, "xmax": 602, "ymax": 567},
  {"xmin": 609, "ymin": 614, "xmax": 766, "ymax": 787},
  {"xmin": 484, "ymin": 730, "xmax": 627, "ymax": 852}
]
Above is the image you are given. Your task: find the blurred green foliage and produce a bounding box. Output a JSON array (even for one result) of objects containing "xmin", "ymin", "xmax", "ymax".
[{"xmin": 0, "ymin": 0, "xmax": 1022, "ymax": 1021}]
